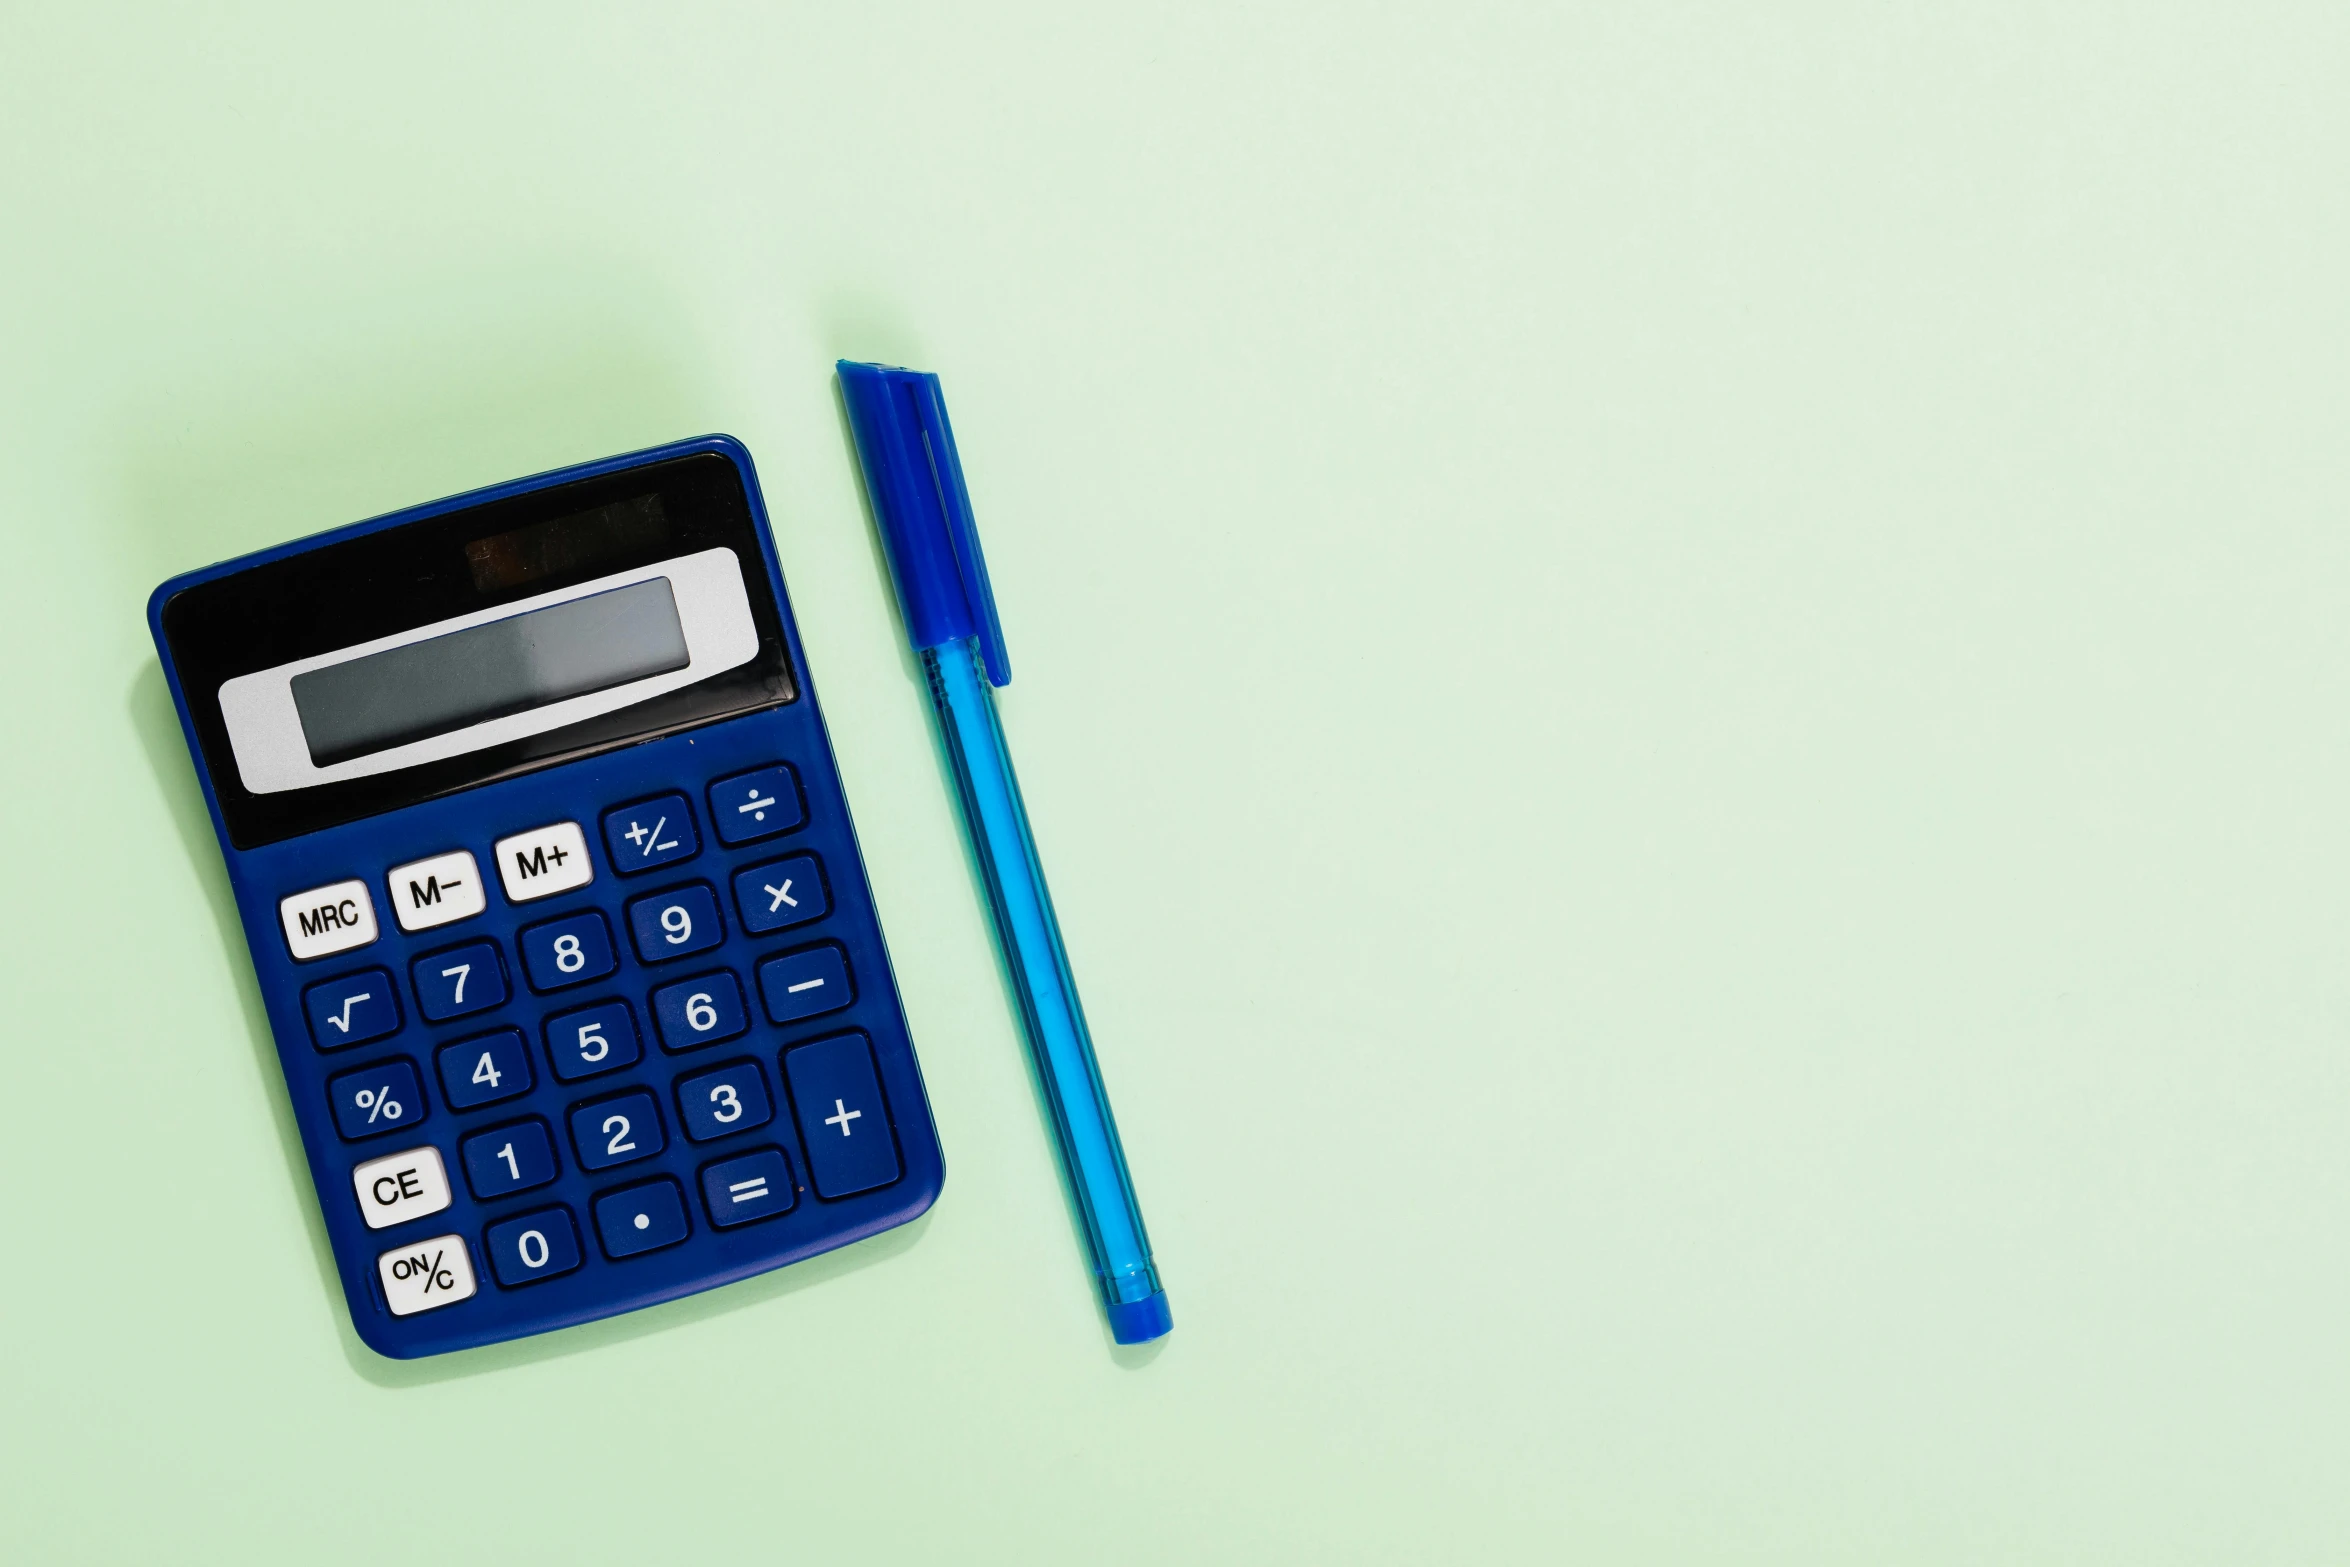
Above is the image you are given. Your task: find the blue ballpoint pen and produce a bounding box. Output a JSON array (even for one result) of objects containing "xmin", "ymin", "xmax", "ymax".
[{"xmin": 838, "ymin": 361, "xmax": 1173, "ymax": 1345}]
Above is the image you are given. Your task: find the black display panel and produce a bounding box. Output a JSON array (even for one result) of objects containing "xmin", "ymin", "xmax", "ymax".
[{"xmin": 160, "ymin": 453, "xmax": 797, "ymax": 848}]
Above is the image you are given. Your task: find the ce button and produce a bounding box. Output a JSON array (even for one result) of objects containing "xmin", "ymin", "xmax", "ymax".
[{"xmin": 351, "ymin": 1146, "xmax": 454, "ymax": 1231}]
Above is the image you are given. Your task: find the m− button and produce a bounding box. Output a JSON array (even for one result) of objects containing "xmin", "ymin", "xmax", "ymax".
[
  {"xmin": 351, "ymin": 1145, "xmax": 453, "ymax": 1230},
  {"xmin": 280, "ymin": 879, "xmax": 377, "ymax": 961},
  {"xmin": 387, "ymin": 849, "xmax": 487, "ymax": 932}
]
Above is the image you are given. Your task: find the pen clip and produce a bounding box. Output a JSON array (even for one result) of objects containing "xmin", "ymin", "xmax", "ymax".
[{"xmin": 838, "ymin": 361, "xmax": 1013, "ymax": 687}]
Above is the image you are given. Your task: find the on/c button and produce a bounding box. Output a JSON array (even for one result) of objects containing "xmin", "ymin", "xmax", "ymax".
[{"xmin": 352, "ymin": 1145, "xmax": 453, "ymax": 1230}]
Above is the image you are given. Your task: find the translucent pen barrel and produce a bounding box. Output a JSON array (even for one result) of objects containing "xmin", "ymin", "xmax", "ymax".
[{"xmin": 923, "ymin": 638, "xmax": 1171, "ymax": 1342}]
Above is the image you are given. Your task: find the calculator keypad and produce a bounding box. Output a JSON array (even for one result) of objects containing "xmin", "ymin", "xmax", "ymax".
[{"xmin": 280, "ymin": 751, "xmax": 930, "ymax": 1348}]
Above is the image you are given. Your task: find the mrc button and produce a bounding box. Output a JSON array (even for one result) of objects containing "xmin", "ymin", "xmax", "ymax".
[{"xmin": 280, "ymin": 879, "xmax": 378, "ymax": 961}]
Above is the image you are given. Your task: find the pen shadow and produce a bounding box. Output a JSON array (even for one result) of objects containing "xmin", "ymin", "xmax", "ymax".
[{"xmin": 826, "ymin": 381, "xmax": 1169, "ymax": 1370}]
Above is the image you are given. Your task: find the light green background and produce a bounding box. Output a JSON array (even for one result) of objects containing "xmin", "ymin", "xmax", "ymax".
[{"xmin": 4, "ymin": 4, "xmax": 2348, "ymax": 1561}]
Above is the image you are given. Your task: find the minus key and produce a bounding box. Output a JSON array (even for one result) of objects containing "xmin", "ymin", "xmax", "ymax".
[{"xmin": 755, "ymin": 945, "xmax": 853, "ymax": 1024}]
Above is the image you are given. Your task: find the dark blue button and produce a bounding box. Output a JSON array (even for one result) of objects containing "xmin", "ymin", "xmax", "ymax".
[
  {"xmin": 411, "ymin": 939, "xmax": 507, "ymax": 1021},
  {"xmin": 303, "ymin": 968, "xmax": 401, "ymax": 1051},
  {"xmin": 517, "ymin": 909, "xmax": 616, "ymax": 992},
  {"xmin": 756, "ymin": 945, "xmax": 853, "ymax": 1024},
  {"xmin": 436, "ymin": 1027, "xmax": 533, "ymax": 1110},
  {"xmin": 625, "ymin": 883, "xmax": 723, "ymax": 963},
  {"xmin": 708, "ymin": 765, "xmax": 805, "ymax": 845},
  {"xmin": 732, "ymin": 853, "xmax": 829, "ymax": 935},
  {"xmin": 542, "ymin": 999, "xmax": 641, "ymax": 1082},
  {"xmin": 460, "ymin": 1119, "xmax": 559, "ymax": 1200},
  {"xmin": 601, "ymin": 793, "xmax": 699, "ymax": 874},
  {"xmin": 327, "ymin": 1058, "xmax": 428, "ymax": 1141},
  {"xmin": 650, "ymin": 970, "xmax": 748, "ymax": 1053},
  {"xmin": 783, "ymin": 1033, "xmax": 899, "ymax": 1197},
  {"xmin": 675, "ymin": 1059, "xmax": 774, "ymax": 1143},
  {"xmin": 570, "ymin": 1090, "xmax": 665, "ymax": 1171},
  {"xmin": 594, "ymin": 1178, "xmax": 690, "ymax": 1258},
  {"xmin": 485, "ymin": 1206, "xmax": 581, "ymax": 1287},
  {"xmin": 699, "ymin": 1147, "xmax": 797, "ymax": 1227}
]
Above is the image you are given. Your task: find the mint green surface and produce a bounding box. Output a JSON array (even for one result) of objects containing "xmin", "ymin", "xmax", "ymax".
[{"xmin": 6, "ymin": 5, "xmax": 2350, "ymax": 1561}]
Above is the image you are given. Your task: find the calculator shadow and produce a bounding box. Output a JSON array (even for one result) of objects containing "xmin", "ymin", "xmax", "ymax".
[{"xmin": 130, "ymin": 663, "xmax": 939, "ymax": 1385}]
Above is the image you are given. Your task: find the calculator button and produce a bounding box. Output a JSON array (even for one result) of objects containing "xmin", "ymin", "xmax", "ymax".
[
  {"xmin": 732, "ymin": 853, "xmax": 829, "ymax": 935},
  {"xmin": 485, "ymin": 1207, "xmax": 583, "ymax": 1287},
  {"xmin": 461, "ymin": 1119, "xmax": 560, "ymax": 1200},
  {"xmin": 601, "ymin": 794, "xmax": 699, "ymax": 874},
  {"xmin": 674, "ymin": 1059, "xmax": 774, "ymax": 1143},
  {"xmin": 351, "ymin": 1145, "xmax": 453, "ymax": 1230},
  {"xmin": 543, "ymin": 998, "xmax": 642, "ymax": 1082},
  {"xmin": 411, "ymin": 939, "xmax": 508, "ymax": 1021},
  {"xmin": 436, "ymin": 1028, "xmax": 533, "ymax": 1110},
  {"xmin": 494, "ymin": 822, "xmax": 593, "ymax": 903},
  {"xmin": 517, "ymin": 909, "xmax": 617, "ymax": 992},
  {"xmin": 625, "ymin": 883, "xmax": 724, "ymax": 963},
  {"xmin": 377, "ymin": 1233, "xmax": 478, "ymax": 1315},
  {"xmin": 756, "ymin": 944, "xmax": 853, "ymax": 1024},
  {"xmin": 700, "ymin": 1147, "xmax": 797, "ymax": 1227},
  {"xmin": 708, "ymin": 765, "xmax": 805, "ymax": 845},
  {"xmin": 570, "ymin": 1090, "xmax": 666, "ymax": 1171},
  {"xmin": 650, "ymin": 970, "xmax": 749, "ymax": 1052},
  {"xmin": 593, "ymin": 1179, "xmax": 690, "ymax": 1258},
  {"xmin": 303, "ymin": 969, "xmax": 400, "ymax": 1051},
  {"xmin": 328, "ymin": 1058, "xmax": 427, "ymax": 1141},
  {"xmin": 784, "ymin": 1034, "xmax": 900, "ymax": 1198},
  {"xmin": 387, "ymin": 849, "xmax": 487, "ymax": 933},
  {"xmin": 280, "ymin": 879, "xmax": 377, "ymax": 961}
]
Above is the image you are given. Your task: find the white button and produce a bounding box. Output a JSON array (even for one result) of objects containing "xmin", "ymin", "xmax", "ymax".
[
  {"xmin": 351, "ymin": 1146, "xmax": 453, "ymax": 1231},
  {"xmin": 387, "ymin": 849, "xmax": 486, "ymax": 932},
  {"xmin": 377, "ymin": 1233, "xmax": 478, "ymax": 1316},
  {"xmin": 280, "ymin": 879, "xmax": 378, "ymax": 961},
  {"xmin": 494, "ymin": 821, "xmax": 593, "ymax": 903}
]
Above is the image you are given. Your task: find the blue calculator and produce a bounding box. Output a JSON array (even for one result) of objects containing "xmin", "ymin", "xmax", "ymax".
[{"xmin": 148, "ymin": 436, "xmax": 944, "ymax": 1358}]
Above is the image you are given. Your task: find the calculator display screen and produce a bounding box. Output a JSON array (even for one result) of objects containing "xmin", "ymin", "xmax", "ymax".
[
  {"xmin": 159, "ymin": 452, "xmax": 798, "ymax": 849},
  {"xmin": 292, "ymin": 579, "xmax": 691, "ymax": 766}
]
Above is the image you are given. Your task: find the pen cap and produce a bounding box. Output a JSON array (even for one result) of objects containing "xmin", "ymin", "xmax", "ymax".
[{"xmin": 837, "ymin": 361, "xmax": 1012, "ymax": 686}]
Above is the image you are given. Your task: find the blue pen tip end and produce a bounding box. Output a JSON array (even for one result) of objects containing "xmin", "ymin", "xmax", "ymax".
[{"xmin": 1108, "ymin": 1290, "xmax": 1174, "ymax": 1345}]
